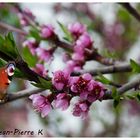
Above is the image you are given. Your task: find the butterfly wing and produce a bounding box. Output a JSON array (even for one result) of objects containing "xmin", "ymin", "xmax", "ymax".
[{"xmin": 0, "ymin": 67, "xmax": 9, "ymax": 100}]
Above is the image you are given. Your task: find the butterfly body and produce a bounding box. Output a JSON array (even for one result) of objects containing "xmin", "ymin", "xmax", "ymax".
[{"xmin": 0, "ymin": 62, "xmax": 15, "ymax": 102}]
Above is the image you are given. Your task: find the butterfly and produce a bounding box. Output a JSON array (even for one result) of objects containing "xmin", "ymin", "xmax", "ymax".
[{"xmin": 0, "ymin": 62, "xmax": 15, "ymax": 102}]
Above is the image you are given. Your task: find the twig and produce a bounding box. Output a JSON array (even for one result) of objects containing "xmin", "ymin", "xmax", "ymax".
[
  {"xmin": 103, "ymin": 74, "xmax": 140, "ymax": 100},
  {"xmin": 13, "ymin": 4, "xmax": 39, "ymax": 29},
  {"xmin": 0, "ymin": 21, "xmax": 27, "ymax": 35},
  {"xmin": 73, "ymin": 62, "xmax": 133, "ymax": 76},
  {"xmin": 120, "ymin": 3, "xmax": 140, "ymax": 22},
  {"xmin": 117, "ymin": 75, "xmax": 140, "ymax": 94},
  {"xmin": 0, "ymin": 88, "xmax": 44, "ymax": 105}
]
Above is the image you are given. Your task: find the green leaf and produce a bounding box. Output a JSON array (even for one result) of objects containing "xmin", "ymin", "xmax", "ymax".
[
  {"xmin": 14, "ymin": 68, "xmax": 28, "ymax": 79},
  {"xmin": 118, "ymin": 9, "xmax": 131, "ymax": 24},
  {"xmin": 96, "ymin": 74, "xmax": 111, "ymax": 85},
  {"xmin": 136, "ymin": 93, "xmax": 140, "ymax": 102},
  {"xmin": 31, "ymin": 77, "xmax": 52, "ymax": 89},
  {"xmin": 22, "ymin": 47, "xmax": 38, "ymax": 67},
  {"xmin": 126, "ymin": 94, "xmax": 135, "ymax": 100},
  {"xmin": 28, "ymin": 27, "xmax": 41, "ymax": 42},
  {"xmin": 103, "ymin": 49, "xmax": 118, "ymax": 59},
  {"xmin": 0, "ymin": 33, "xmax": 20, "ymax": 59},
  {"xmin": 57, "ymin": 21, "xmax": 73, "ymax": 42},
  {"xmin": 39, "ymin": 77, "xmax": 52, "ymax": 89},
  {"xmin": 111, "ymin": 87, "xmax": 121, "ymax": 108},
  {"xmin": 112, "ymin": 87, "xmax": 118, "ymax": 99},
  {"xmin": 130, "ymin": 59, "xmax": 140, "ymax": 73},
  {"xmin": 113, "ymin": 99, "xmax": 120, "ymax": 108},
  {"xmin": 0, "ymin": 59, "xmax": 6, "ymax": 67}
]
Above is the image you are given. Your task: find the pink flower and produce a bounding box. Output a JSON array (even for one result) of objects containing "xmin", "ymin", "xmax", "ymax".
[
  {"xmin": 23, "ymin": 8, "xmax": 35, "ymax": 20},
  {"xmin": 87, "ymin": 81, "xmax": 105, "ymax": 103},
  {"xmin": 29, "ymin": 94, "xmax": 52, "ymax": 118},
  {"xmin": 73, "ymin": 101, "xmax": 90, "ymax": 119},
  {"xmin": 36, "ymin": 47, "xmax": 52, "ymax": 62},
  {"xmin": 54, "ymin": 93, "xmax": 71, "ymax": 110},
  {"xmin": 23, "ymin": 39, "xmax": 38, "ymax": 55},
  {"xmin": 74, "ymin": 32, "xmax": 93, "ymax": 53},
  {"xmin": 72, "ymin": 52, "xmax": 85, "ymax": 61},
  {"xmin": 70, "ymin": 73, "xmax": 93, "ymax": 96},
  {"xmin": 41, "ymin": 24, "xmax": 54, "ymax": 38},
  {"xmin": 68, "ymin": 22, "xmax": 86, "ymax": 37},
  {"xmin": 18, "ymin": 13, "xmax": 28, "ymax": 26},
  {"xmin": 79, "ymin": 80, "xmax": 105, "ymax": 103},
  {"xmin": 52, "ymin": 70, "xmax": 70, "ymax": 91},
  {"xmin": 65, "ymin": 60, "xmax": 82, "ymax": 74}
]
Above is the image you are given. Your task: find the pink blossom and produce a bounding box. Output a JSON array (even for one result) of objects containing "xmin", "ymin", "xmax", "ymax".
[
  {"xmin": 79, "ymin": 33, "xmax": 93, "ymax": 48},
  {"xmin": 52, "ymin": 70, "xmax": 70, "ymax": 91},
  {"xmin": 70, "ymin": 73, "xmax": 93, "ymax": 96},
  {"xmin": 54, "ymin": 93, "xmax": 71, "ymax": 110},
  {"xmin": 29, "ymin": 94, "xmax": 52, "ymax": 118},
  {"xmin": 80, "ymin": 80, "xmax": 105, "ymax": 103},
  {"xmin": 72, "ymin": 52, "xmax": 85, "ymax": 61},
  {"xmin": 23, "ymin": 8, "xmax": 35, "ymax": 20},
  {"xmin": 23, "ymin": 39, "xmax": 38, "ymax": 55},
  {"xmin": 73, "ymin": 101, "xmax": 90, "ymax": 119},
  {"xmin": 74, "ymin": 32, "xmax": 93, "ymax": 53},
  {"xmin": 87, "ymin": 81, "xmax": 105, "ymax": 103},
  {"xmin": 41, "ymin": 24, "xmax": 54, "ymax": 38},
  {"xmin": 65, "ymin": 60, "xmax": 82, "ymax": 74},
  {"xmin": 68, "ymin": 22, "xmax": 86, "ymax": 37},
  {"xmin": 36, "ymin": 47, "xmax": 52, "ymax": 62},
  {"xmin": 18, "ymin": 13, "xmax": 28, "ymax": 26}
]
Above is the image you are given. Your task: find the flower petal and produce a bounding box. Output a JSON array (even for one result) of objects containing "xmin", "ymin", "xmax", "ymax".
[{"xmin": 41, "ymin": 104, "xmax": 52, "ymax": 118}]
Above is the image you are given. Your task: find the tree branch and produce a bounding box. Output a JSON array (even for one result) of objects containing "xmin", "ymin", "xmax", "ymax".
[
  {"xmin": 73, "ymin": 62, "xmax": 133, "ymax": 76},
  {"xmin": 0, "ymin": 87, "xmax": 44, "ymax": 105},
  {"xmin": 103, "ymin": 74, "xmax": 140, "ymax": 100},
  {"xmin": 0, "ymin": 21, "xmax": 27, "ymax": 35},
  {"xmin": 120, "ymin": 3, "xmax": 140, "ymax": 22}
]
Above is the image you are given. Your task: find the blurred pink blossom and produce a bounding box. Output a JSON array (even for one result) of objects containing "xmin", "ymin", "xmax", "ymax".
[
  {"xmin": 52, "ymin": 70, "xmax": 70, "ymax": 91},
  {"xmin": 41, "ymin": 24, "xmax": 54, "ymax": 38},
  {"xmin": 23, "ymin": 39, "xmax": 38, "ymax": 55},
  {"xmin": 68, "ymin": 22, "xmax": 86, "ymax": 38},
  {"xmin": 73, "ymin": 101, "xmax": 90, "ymax": 119},
  {"xmin": 29, "ymin": 94, "xmax": 52, "ymax": 118},
  {"xmin": 36, "ymin": 47, "xmax": 53, "ymax": 62},
  {"xmin": 54, "ymin": 93, "xmax": 71, "ymax": 110}
]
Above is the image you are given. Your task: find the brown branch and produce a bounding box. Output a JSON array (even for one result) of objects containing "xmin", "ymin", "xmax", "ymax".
[
  {"xmin": 0, "ymin": 88, "xmax": 44, "ymax": 105},
  {"xmin": 103, "ymin": 74, "xmax": 140, "ymax": 100},
  {"xmin": 120, "ymin": 3, "xmax": 140, "ymax": 22},
  {"xmin": 0, "ymin": 21, "xmax": 27, "ymax": 35},
  {"xmin": 73, "ymin": 62, "xmax": 132, "ymax": 76}
]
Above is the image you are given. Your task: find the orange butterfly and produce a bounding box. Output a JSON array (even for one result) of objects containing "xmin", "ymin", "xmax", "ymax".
[{"xmin": 0, "ymin": 62, "xmax": 15, "ymax": 102}]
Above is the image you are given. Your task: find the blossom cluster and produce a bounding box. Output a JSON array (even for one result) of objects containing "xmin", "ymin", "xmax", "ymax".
[
  {"xmin": 30, "ymin": 71, "xmax": 105, "ymax": 119},
  {"xmin": 18, "ymin": 10, "xmax": 105, "ymax": 119},
  {"xmin": 65, "ymin": 22, "xmax": 93, "ymax": 73},
  {"xmin": 22, "ymin": 21, "xmax": 93, "ymax": 76},
  {"xmin": 22, "ymin": 25, "xmax": 55, "ymax": 77}
]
